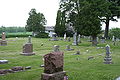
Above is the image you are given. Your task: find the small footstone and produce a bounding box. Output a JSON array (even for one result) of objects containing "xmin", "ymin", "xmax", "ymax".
[{"xmin": 0, "ymin": 60, "xmax": 8, "ymax": 64}]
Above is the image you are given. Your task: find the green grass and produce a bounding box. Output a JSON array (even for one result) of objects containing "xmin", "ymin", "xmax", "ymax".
[{"xmin": 0, "ymin": 37, "xmax": 120, "ymax": 80}]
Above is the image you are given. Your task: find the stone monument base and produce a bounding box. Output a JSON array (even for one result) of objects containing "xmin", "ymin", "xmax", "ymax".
[
  {"xmin": 41, "ymin": 71, "xmax": 66, "ymax": 80},
  {"xmin": 104, "ymin": 56, "xmax": 113, "ymax": 64},
  {"xmin": 0, "ymin": 40, "xmax": 7, "ymax": 46},
  {"xmin": 20, "ymin": 52, "xmax": 35, "ymax": 56}
]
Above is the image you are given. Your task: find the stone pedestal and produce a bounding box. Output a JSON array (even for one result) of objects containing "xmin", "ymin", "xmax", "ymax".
[
  {"xmin": 0, "ymin": 40, "xmax": 7, "ymax": 46},
  {"xmin": 21, "ymin": 43, "xmax": 35, "ymax": 56},
  {"xmin": 41, "ymin": 71, "xmax": 66, "ymax": 80},
  {"xmin": 104, "ymin": 56, "xmax": 113, "ymax": 64}
]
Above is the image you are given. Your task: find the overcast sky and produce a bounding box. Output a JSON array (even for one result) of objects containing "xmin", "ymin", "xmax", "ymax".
[{"xmin": 0, "ymin": 0, "xmax": 120, "ymax": 29}]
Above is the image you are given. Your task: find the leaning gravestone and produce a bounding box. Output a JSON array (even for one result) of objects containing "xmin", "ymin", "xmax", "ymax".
[
  {"xmin": 104, "ymin": 44, "xmax": 113, "ymax": 64},
  {"xmin": 0, "ymin": 32, "xmax": 7, "ymax": 46},
  {"xmin": 72, "ymin": 32, "xmax": 78, "ymax": 45},
  {"xmin": 21, "ymin": 36, "xmax": 35, "ymax": 56},
  {"xmin": 50, "ymin": 33, "xmax": 58, "ymax": 41},
  {"xmin": 41, "ymin": 45, "xmax": 66, "ymax": 80}
]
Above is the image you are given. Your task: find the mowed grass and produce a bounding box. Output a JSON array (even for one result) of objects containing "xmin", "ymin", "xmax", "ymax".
[{"xmin": 0, "ymin": 37, "xmax": 120, "ymax": 80}]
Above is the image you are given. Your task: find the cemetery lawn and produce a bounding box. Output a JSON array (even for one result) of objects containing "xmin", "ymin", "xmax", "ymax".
[{"xmin": 0, "ymin": 37, "xmax": 120, "ymax": 80}]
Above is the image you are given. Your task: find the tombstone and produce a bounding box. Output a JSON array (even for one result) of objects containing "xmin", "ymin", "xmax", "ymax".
[
  {"xmin": 53, "ymin": 45, "xmax": 60, "ymax": 52},
  {"xmin": 112, "ymin": 36, "xmax": 115, "ymax": 42},
  {"xmin": 64, "ymin": 33, "xmax": 67, "ymax": 41},
  {"xmin": 0, "ymin": 60, "xmax": 8, "ymax": 64},
  {"xmin": 77, "ymin": 34, "xmax": 81, "ymax": 43},
  {"xmin": 72, "ymin": 32, "xmax": 78, "ymax": 45},
  {"xmin": 104, "ymin": 44, "xmax": 113, "ymax": 64},
  {"xmin": 41, "ymin": 51, "xmax": 66, "ymax": 80},
  {"xmin": 21, "ymin": 36, "xmax": 35, "ymax": 56},
  {"xmin": 65, "ymin": 45, "xmax": 74, "ymax": 51},
  {"xmin": 101, "ymin": 36, "xmax": 105, "ymax": 43},
  {"xmin": 50, "ymin": 33, "xmax": 58, "ymax": 41},
  {"xmin": 67, "ymin": 37, "xmax": 71, "ymax": 42},
  {"xmin": 0, "ymin": 32, "xmax": 7, "ymax": 46},
  {"xmin": 96, "ymin": 37, "xmax": 99, "ymax": 43}
]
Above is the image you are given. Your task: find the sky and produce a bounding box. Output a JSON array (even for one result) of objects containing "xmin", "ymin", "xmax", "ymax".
[{"xmin": 0, "ymin": 0, "xmax": 120, "ymax": 30}]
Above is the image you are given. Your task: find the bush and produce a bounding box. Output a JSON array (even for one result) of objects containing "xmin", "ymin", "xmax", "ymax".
[
  {"xmin": 35, "ymin": 32, "xmax": 49, "ymax": 38},
  {"xmin": 109, "ymin": 28, "xmax": 120, "ymax": 39}
]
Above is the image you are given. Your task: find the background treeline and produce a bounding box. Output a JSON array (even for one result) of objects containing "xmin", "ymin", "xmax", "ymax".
[{"xmin": 0, "ymin": 26, "xmax": 26, "ymax": 33}]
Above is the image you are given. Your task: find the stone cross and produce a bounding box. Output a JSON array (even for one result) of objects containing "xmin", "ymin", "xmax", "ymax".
[
  {"xmin": 53, "ymin": 45, "xmax": 60, "ymax": 52},
  {"xmin": 2, "ymin": 32, "xmax": 6, "ymax": 40},
  {"xmin": 28, "ymin": 36, "xmax": 31, "ymax": 43}
]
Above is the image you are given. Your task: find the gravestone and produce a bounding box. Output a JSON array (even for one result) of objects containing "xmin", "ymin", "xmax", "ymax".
[
  {"xmin": 0, "ymin": 32, "xmax": 7, "ymax": 46},
  {"xmin": 101, "ymin": 35, "xmax": 105, "ymax": 43},
  {"xmin": 104, "ymin": 44, "xmax": 113, "ymax": 64},
  {"xmin": 77, "ymin": 34, "xmax": 81, "ymax": 43},
  {"xmin": 41, "ymin": 51, "xmax": 66, "ymax": 80},
  {"xmin": 53, "ymin": 45, "xmax": 60, "ymax": 52},
  {"xmin": 67, "ymin": 37, "xmax": 71, "ymax": 42},
  {"xmin": 64, "ymin": 33, "xmax": 67, "ymax": 41},
  {"xmin": 96, "ymin": 37, "xmax": 99, "ymax": 43},
  {"xmin": 72, "ymin": 32, "xmax": 78, "ymax": 45},
  {"xmin": 65, "ymin": 45, "xmax": 74, "ymax": 51},
  {"xmin": 21, "ymin": 36, "xmax": 35, "ymax": 56},
  {"xmin": 50, "ymin": 33, "xmax": 58, "ymax": 41},
  {"xmin": 112, "ymin": 36, "xmax": 116, "ymax": 45},
  {"xmin": 0, "ymin": 60, "xmax": 8, "ymax": 64}
]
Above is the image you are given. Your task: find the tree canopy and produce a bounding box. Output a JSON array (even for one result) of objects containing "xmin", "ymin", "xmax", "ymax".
[{"xmin": 25, "ymin": 8, "xmax": 46, "ymax": 33}]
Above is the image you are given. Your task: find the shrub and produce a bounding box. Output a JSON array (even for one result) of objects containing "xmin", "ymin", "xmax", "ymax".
[{"xmin": 35, "ymin": 32, "xmax": 49, "ymax": 38}]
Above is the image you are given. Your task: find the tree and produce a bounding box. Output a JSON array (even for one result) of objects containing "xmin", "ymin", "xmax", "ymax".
[
  {"xmin": 104, "ymin": 0, "xmax": 120, "ymax": 39},
  {"xmin": 25, "ymin": 8, "xmax": 46, "ymax": 34},
  {"xmin": 55, "ymin": 10, "xmax": 66, "ymax": 37},
  {"xmin": 109, "ymin": 28, "xmax": 120, "ymax": 39}
]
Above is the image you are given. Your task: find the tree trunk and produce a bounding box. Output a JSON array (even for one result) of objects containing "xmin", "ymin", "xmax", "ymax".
[
  {"xmin": 104, "ymin": 17, "xmax": 110, "ymax": 39},
  {"xmin": 92, "ymin": 36, "xmax": 97, "ymax": 46}
]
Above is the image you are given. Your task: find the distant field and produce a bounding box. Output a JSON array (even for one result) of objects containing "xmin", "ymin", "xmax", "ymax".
[{"xmin": 0, "ymin": 37, "xmax": 120, "ymax": 80}]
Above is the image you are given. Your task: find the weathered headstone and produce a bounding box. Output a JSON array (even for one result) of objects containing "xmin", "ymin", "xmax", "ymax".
[
  {"xmin": 67, "ymin": 37, "xmax": 71, "ymax": 42},
  {"xmin": 65, "ymin": 45, "xmax": 74, "ymax": 51},
  {"xmin": 0, "ymin": 32, "xmax": 7, "ymax": 46},
  {"xmin": 41, "ymin": 51, "xmax": 66, "ymax": 80},
  {"xmin": 72, "ymin": 32, "xmax": 78, "ymax": 45},
  {"xmin": 96, "ymin": 37, "xmax": 99, "ymax": 43},
  {"xmin": 77, "ymin": 34, "xmax": 81, "ymax": 43},
  {"xmin": 50, "ymin": 33, "xmax": 58, "ymax": 41},
  {"xmin": 0, "ymin": 60, "xmax": 8, "ymax": 64},
  {"xmin": 53, "ymin": 45, "xmax": 60, "ymax": 52},
  {"xmin": 21, "ymin": 36, "xmax": 35, "ymax": 56},
  {"xmin": 104, "ymin": 44, "xmax": 113, "ymax": 64},
  {"xmin": 101, "ymin": 35, "xmax": 105, "ymax": 43},
  {"xmin": 112, "ymin": 36, "xmax": 115, "ymax": 42},
  {"xmin": 64, "ymin": 33, "xmax": 67, "ymax": 41}
]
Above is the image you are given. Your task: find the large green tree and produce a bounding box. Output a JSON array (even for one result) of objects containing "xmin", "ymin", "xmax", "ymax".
[
  {"xmin": 25, "ymin": 8, "xmax": 46, "ymax": 34},
  {"xmin": 104, "ymin": 0, "xmax": 120, "ymax": 39},
  {"xmin": 55, "ymin": 10, "xmax": 66, "ymax": 37}
]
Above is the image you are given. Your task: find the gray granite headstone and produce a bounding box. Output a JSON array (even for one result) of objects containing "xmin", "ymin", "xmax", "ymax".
[
  {"xmin": 72, "ymin": 32, "xmax": 78, "ymax": 45},
  {"xmin": 28, "ymin": 36, "xmax": 31, "ymax": 43},
  {"xmin": 0, "ymin": 60, "xmax": 8, "ymax": 64},
  {"xmin": 77, "ymin": 34, "xmax": 81, "ymax": 43},
  {"xmin": 53, "ymin": 45, "xmax": 60, "ymax": 52},
  {"xmin": 64, "ymin": 33, "xmax": 67, "ymax": 41}
]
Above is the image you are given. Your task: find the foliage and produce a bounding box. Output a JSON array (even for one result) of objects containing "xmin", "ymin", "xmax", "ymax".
[
  {"xmin": 34, "ymin": 32, "xmax": 49, "ymax": 38},
  {"xmin": 55, "ymin": 10, "xmax": 66, "ymax": 37},
  {"xmin": 25, "ymin": 8, "xmax": 46, "ymax": 33},
  {"xmin": 0, "ymin": 26, "xmax": 26, "ymax": 33},
  {"xmin": 109, "ymin": 28, "xmax": 120, "ymax": 38}
]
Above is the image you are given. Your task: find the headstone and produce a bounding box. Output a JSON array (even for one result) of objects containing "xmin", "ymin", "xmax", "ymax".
[
  {"xmin": 72, "ymin": 32, "xmax": 78, "ymax": 45},
  {"xmin": 65, "ymin": 45, "xmax": 74, "ymax": 51},
  {"xmin": 21, "ymin": 36, "xmax": 35, "ymax": 56},
  {"xmin": 77, "ymin": 34, "xmax": 81, "ymax": 43},
  {"xmin": 50, "ymin": 33, "xmax": 58, "ymax": 41},
  {"xmin": 96, "ymin": 37, "xmax": 99, "ymax": 43},
  {"xmin": 104, "ymin": 44, "xmax": 113, "ymax": 64},
  {"xmin": 67, "ymin": 37, "xmax": 71, "ymax": 42},
  {"xmin": 64, "ymin": 33, "xmax": 67, "ymax": 41},
  {"xmin": 53, "ymin": 45, "xmax": 60, "ymax": 52},
  {"xmin": 0, "ymin": 60, "xmax": 8, "ymax": 64},
  {"xmin": 41, "ymin": 52, "xmax": 66, "ymax": 80},
  {"xmin": 0, "ymin": 32, "xmax": 7, "ymax": 46},
  {"xmin": 112, "ymin": 36, "xmax": 115, "ymax": 42}
]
